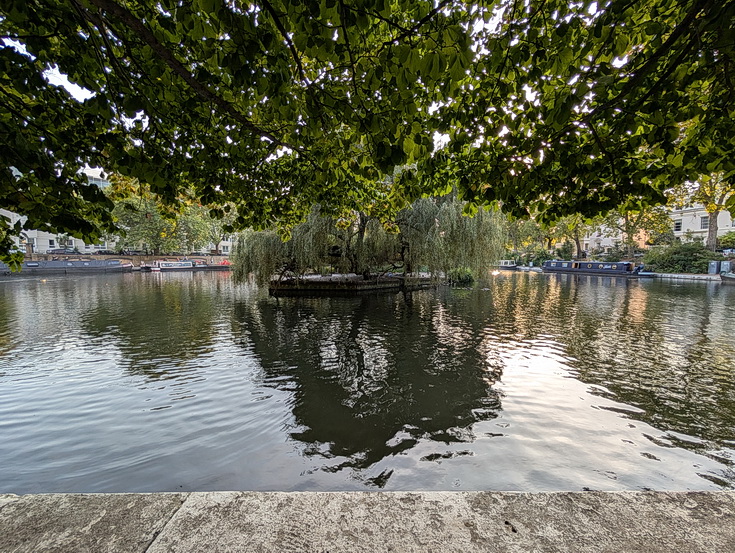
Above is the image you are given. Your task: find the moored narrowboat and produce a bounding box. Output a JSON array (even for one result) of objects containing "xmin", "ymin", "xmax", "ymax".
[
  {"xmin": 0, "ymin": 259, "xmax": 134, "ymax": 276},
  {"xmin": 541, "ymin": 260, "xmax": 652, "ymax": 278},
  {"xmin": 140, "ymin": 259, "xmax": 231, "ymax": 272},
  {"xmin": 493, "ymin": 260, "xmax": 518, "ymax": 271}
]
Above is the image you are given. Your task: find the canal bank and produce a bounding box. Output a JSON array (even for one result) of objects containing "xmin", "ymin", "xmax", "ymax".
[
  {"xmin": 651, "ymin": 272, "xmax": 721, "ymax": 281},
  {"xmin": 1, "ymin": 491, "xmax": 734, "ymax": 552}
]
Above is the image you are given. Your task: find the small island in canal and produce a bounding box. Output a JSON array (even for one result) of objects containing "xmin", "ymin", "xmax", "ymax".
[{"xmin": 267, "ymin": 272, "xmax": 435, "ymax": 296}]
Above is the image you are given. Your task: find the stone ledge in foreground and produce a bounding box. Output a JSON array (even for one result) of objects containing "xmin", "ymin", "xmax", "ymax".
[{"xmin": 1, "ymin": 491, "xmax": 734, "ymax": 553}]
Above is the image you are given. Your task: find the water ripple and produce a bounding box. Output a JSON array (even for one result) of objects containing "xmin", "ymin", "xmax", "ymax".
[{"xmin": 1, "ymin": 273, "xmax": 734, "ymax": 492}]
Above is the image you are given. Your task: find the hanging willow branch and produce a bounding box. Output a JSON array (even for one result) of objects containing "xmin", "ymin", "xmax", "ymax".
[{"xmin": 232, "ymin": 196, "xmax": 508, "ymax": 285}]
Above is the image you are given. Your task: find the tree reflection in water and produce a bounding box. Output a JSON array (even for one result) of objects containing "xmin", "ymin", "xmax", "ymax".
[
  {"xmin": 235, "ymin": 275, "xmax": 735, "ymax": 488},
  {"xmin": 80, "ymin": 273, "xmax": 229, "ymax": 380},
  {"xmin": 477, "ymin": 274, "xmax": 735, "ymax": 484},
  {"xmin": 0, "ymin": 293, "xmax": 16, "ymax": 360},
  {"xmin": 233, "ymin": 291, "xmax": 503, "ymax": 485},
  {"xmin": 3, "ymin": 272, "xmax": 735, "ymax": 491}
]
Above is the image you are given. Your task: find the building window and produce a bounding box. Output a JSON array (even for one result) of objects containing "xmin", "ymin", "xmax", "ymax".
[
  {"xmin": 221, "ymin": 245, "xmax": 229, "ymax": 253},
  {"xmin": 48, "ymin": 239, "xmax": 55, "ymax": 248},
  {"xmin": 701, "ymin": 217, "xmax": 709, "ymax": 230},
  {"xmin": 673, "ymin": 220, "xmax": 682, "ymax": 232}
]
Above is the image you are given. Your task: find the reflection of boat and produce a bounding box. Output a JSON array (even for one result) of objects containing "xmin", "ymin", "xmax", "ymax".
[
  {"xmin": 542, "ymin": 260, "xmax": 653, "ymax": 278},
  {"xmin": 720, "ymin": 272, "xmax": 735, "ymax": 284},
  {"xmin": 494, "ymin": 260, "xmax": 518, "ymax": 271},
  {"xmin": 0, "ymin": 259, "xmax": 134, "ymax": 276}
]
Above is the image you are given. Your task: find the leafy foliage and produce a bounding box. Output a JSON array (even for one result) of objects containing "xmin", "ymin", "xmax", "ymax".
[
  {"xmin": 446, "ymin": 267, "xmax": 474, "ymax": 285},
  {"xmin": 667, "ymin": 173, "xmax": 735, "ymax": 250},
  {"xmin": 423, "ymin": 0, "xmax": 735, "ymax": 224},
  {"xmin": 108, "ymin": 175, "xmax": 210, "ymax": 254},
  {"xmin": 231, "ymin": 230, "xmax": 287, "ymax": 286},
  {"xmin": 646, "ymin": 227, "xmax": 677, "ymax": 246},
  {"xmin": 396, "ymin": 196, "xmax": 507, "ymax": 276},
  {"xmin": 0, "ymin": 216, "xmax": 24, "ymax": 270},
  {"xmin": 518, "ymin": 247, "xmax": 553, "ymax": 267},
  {"xmin": 1, "ymin": 0, "xmax": 476, "ymax": 254},
  {"xmin": 203, "ymin": 204, "xmax": 237, "ymax": 254},
  {"xmin": 718, "ymin": 231, "xmax": 735, "ymax": 250},
  {"xmin": 598, "ymin": 204, "xmax": 673, "ymax": 257},
  {"xmin": 506, "ymin": 217, "xmax": 545, "ymax": 257},
  {"xmin": 643, "ymin": 242, "xmax": 724, "ymax": 274},
  {"xmin": 232, "ymin": 195, "xmax": 507, "ymax": 284},
  {"xmin": 555, "ymin": 241, "xmax": 574, "ymax": 260}
]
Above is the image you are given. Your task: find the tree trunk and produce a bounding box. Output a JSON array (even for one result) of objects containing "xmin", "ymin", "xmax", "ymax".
[
  {"xmin": 355, "ymin": 213, "xmax": 369, "ymax": 278},
  {"xmin": 573, "ymin": 230, "xmax": 582, "ymax": 259},
  {"xmin": 706, "ymin": 210, "xmax": 719, "ymax": 251}
]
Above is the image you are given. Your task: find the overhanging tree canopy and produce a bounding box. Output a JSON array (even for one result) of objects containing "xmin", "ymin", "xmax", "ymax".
[
  {"xmin": 2, "ymin": 0, "xmax": 734, "ymax": 260},
  {"xmin": 423, "ymin": 0, "xmax": 735, "ymax": 222}
]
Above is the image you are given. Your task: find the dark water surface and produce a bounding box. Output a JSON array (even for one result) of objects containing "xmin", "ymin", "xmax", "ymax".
[{"xmin": 1, "ymin": 271, "xmax": 734, "ymax": 493}]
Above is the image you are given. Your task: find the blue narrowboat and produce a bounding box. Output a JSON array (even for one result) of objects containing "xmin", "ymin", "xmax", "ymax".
[
  {"xmin": 541, "ymin": 260, "xmax": 652, "ymax": 277},
  {"xmin": 0, "ymin": 259, "xmax": 134, "ymax": 276}
]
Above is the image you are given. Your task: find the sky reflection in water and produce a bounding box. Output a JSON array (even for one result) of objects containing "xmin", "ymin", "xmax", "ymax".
[{"xmin": 0, "ymin": 271, "xmax": 733, "ymax": 493}]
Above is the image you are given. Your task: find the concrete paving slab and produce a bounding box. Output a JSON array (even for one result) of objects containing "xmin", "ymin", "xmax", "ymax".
[
  {"xmin": 0, "ymin": 493, "xmax": 187, "ymax": 553},
  {"xmin": 0, "ymin": 492, "xmax": 733, "ymax": 552},
  {"xmin": 0, "ymin": 494, "xmax": 19, "ymax": 509},
  {"xmin": 148, "ymin": 491, "xmax": 735, "ymax": 553}
]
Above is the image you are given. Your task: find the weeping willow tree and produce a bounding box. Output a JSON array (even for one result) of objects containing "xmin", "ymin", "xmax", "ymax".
[
  {"xmin": 396, "ymin": 196, "xmax": 507, "ymax": 280},
  {"xmin": 231, "ymin": 229, "xmax": 288, "ymax": 286},
  {"xmin": 232, "ymin": 196, "xmax": 507, "ymax": 286}
]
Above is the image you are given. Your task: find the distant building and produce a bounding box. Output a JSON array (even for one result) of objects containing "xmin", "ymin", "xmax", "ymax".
[
  {"xmin": 581, "ymin": 226, "xmax": 647, "ymax": 254},
  {"xmin": 4, "ymin": 169, "xmax": 233, "ymax": 256},
  {"xmin": 2, "ymin": 170, "xmax": 117, "ymax": 254},
  {"xmin": 668, "ymin": 205, "xmax": 735, "ymax": 243},
  {"xmin": 578, "ymin": 205, "xmax": 735, "ymax": 255},
  {"xmin": 2, "ymin": 208, "xmax": 115, "ymax": 254},
  {"xmin": 582, "ymin": 229, "xmax": 623, "ymax": 254}
]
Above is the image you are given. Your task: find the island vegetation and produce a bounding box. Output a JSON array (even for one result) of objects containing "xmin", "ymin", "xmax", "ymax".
[
  {"xmin": 231, "ymin": 195, "xmax": 506, "ymax": 286},
  {"xmin": 1, "ymin": 0, "xmax": 734, "ymax": 274}
]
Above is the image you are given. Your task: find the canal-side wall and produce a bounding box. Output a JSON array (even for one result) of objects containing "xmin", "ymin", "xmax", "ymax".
[
  {"xmin": 23, "ymin": 254, "xmax": 231, "ymax": 266},
  {"xmin": 652, "ymin": 273, "xmax": 721, "ymax": 281},
  {"xmin": 1, "ymin": 491, "xmax": 734, "ymax": 552}
]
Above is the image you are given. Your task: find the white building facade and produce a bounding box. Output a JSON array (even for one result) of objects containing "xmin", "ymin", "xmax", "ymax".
[
  {"xmin": 581, "ymin": 229, "xmax": 623, "ymax": 254},
  {"xmin": 669, "ymin": 206, "xmax": 735, "ymax": 243},
  {"xmin": 579, "ymin": 205, "xmax": 735, "ymax": 254},
  {"xmin": 3, "ymin": 170, "xmax": 235, "ymax": 255},
  {"xmin": 1, "ymin": 208, "xmax": 117, "ymax": 254}
]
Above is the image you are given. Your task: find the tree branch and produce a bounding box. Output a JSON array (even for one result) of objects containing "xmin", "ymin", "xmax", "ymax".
[
  {"xmin": 383, "ymin": 0, "xmax": 452, "ymax": 46},
  {"xmin": 85, "ymin": 0, "xmax": 297, "ymax": 150},
  {"xmin": 338, "ymin": 0, "xmax": 360, "ymax": 99},
  {"xmin": 586, "ymin": 120, "xmax": 617, "ymax": 185},
  {"xmin": 353, "ymin": 7, "xmax": 410, "ymax": 34},
  {"xmin": 587, "ymin": 0, "xmax": 708, "ymax": 119},
  {"xmin": 259, "ymin": 0, "xmax": 307, "ymax": 83}
]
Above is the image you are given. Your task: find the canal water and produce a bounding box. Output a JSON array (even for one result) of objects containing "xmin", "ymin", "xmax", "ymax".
[{"xmin": 1, "ymin": 271, "xmax": 733, "ymax": 493}]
